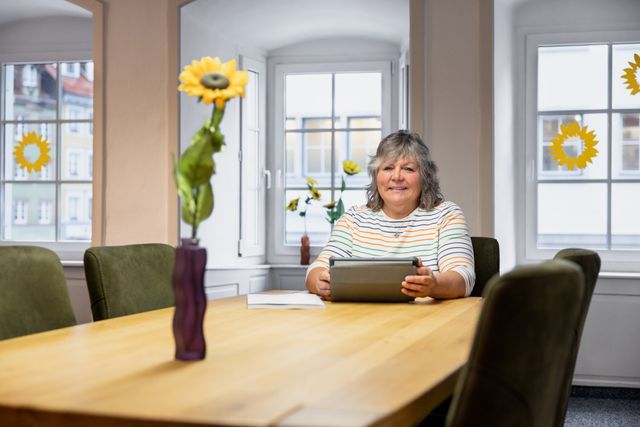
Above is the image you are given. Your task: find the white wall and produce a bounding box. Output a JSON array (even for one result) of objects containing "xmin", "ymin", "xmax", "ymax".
[{"xmin": 0, "ymin": 16, "xmax": 91, "ymax": 62}]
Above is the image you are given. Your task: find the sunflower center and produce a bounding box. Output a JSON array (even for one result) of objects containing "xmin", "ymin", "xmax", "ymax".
[{"xmin": 200, "ymin": 73, "xmax": 230, "ymax": 90}]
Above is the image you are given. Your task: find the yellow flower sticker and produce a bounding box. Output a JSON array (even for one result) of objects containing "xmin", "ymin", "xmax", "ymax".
[
  {"xmin": 14, "ymin": 132, "xmax": 51, "ymax": 173},
  {"xmin": 178, "ymin": 56, "xmax": 249, "ymax": 108},
  {"xmin": 621, "ymin": 53, "xmax": 640, "ymax": 95},
  {"xmin": 286, "ymin": 197, "xmax": 300, "ymax": 212},
  {"xmin": 548, "ymin": 122, "xmax": 598, "ymax": 170}
]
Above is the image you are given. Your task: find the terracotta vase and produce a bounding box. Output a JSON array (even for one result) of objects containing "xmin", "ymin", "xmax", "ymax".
[
  {"xmin": 171, "ymin": 238, "xmax": 207, "ymax": 361},
  {"xmin": 300, "ymin": 234, "xmax": 310, "ymax": 265}
]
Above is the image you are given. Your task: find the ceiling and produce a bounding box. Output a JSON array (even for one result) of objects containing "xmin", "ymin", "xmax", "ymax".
[
  {"xmin": 182, "ymin": 0, "xmax": 410, "ymax": 52},
  {"xmin": 0, "ymin": 0, "xmax": 90, "ymax": 28}
]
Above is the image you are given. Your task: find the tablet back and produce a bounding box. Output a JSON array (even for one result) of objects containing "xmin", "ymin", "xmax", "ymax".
[{"xmin": 329, "ymin": 258, "xmax": 417, "ymax": 302}]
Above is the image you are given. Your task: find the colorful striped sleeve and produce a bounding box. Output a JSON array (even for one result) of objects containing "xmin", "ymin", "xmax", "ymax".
[
  {"xmin": 306, "ymin": 209, "xmax": 354, "ymax": 277},
  {"xmin": 436, "ymin": 203, "xmax": 476, "ymax": 296}
]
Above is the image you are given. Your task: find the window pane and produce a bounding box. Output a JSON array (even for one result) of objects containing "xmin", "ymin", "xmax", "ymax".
[
  {"xmin": 537, "ymin": 114, "xmax": 608, "ymax": 180},
  {"xmin": 334, "ymin": 73, "xmax": 382, "ymax": 128},
  {"xmin": 340, "ymin": 189, "xmax": 368, "ymax": 212},
  {"xmin": 3, "ymin": 64, "xmax": 57, "ymax": 121},
  {"xmin": 304, "ymin": 131, "xmax": 332, "ymax": 177},
  {"xmin": 348, "ymin": 117, "xmax": 381, "ymax": 129},
  {"xmin": 537, "ymin": 183, "xmax": 607, "ymax": 248},
  {"xmin": 61, "ymin": 62, "xmax": 93, "ymax": 120},
  {"xmin": 612, "ymin": 113, "xmax": 640, "ymax": 178},
  {"xmin": 60, "ymin": 183, "xmax": 92, "ymax": 241},
  {"xmin": 335, "ymin": 130, "xmax": 379, "ymax": 187},
  {"xmin": 538, "ymin": 45, "xmax": 607, "ymax": 111},
  {"xmin": 284, "ymin": 189, "xmax": 330, "ymax": 246},
  {"xmin": 61, "ymin": 131, "xmax": 93, "ymax": 180},
  {"xmin": 4, "ymin": 123, "xmax": 57, "ymax": 181},
  {"xmin": 612, "ymin": 43, "xmax": 640, "ymax": 109},
  {"xmin": 285, "ymin": 74, "xmax": 332, "ymax": 130},
  {"xmin": 612, "ymin": 183, "xmax": 640, "ymax": 250},
  {"xmin": 2, "ymin": 183, "xmax": 55, "ymax": 241},
  {"xmin": 285, "ymin": 131, "xmax": 300, "ymax": 180}
]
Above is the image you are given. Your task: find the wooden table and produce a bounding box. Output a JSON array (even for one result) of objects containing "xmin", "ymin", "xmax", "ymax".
[{"xmin": 0, "ymin": 294, "xmax": 482, "ymax": 427}]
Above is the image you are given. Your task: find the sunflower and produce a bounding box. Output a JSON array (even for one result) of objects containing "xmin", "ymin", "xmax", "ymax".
[
  {"xmin": 342, "ymin": 160, "xmax": 362, "ymax": 175},
  {"xmin": 305, "ymin": 177, "xmax": 318, "ymax": 186},
  {"xmin": 286, "ymin": 197, "xmax": 300, "ymax": 212},
  {"xmin": 548, "ymin": 122, "xmax": 599, "ymax": 170},
  {"xmin": 323, "ymin": 200, "xmax": 337, "ymax": 209},
  {"xmin": 621, "ymin": 53, "xmax": 640, "ymax": 95},
  {"xmin": 309, "ymin": 186, "xmax": 321, "ymax": 201},
  {"xmin": 14, "ymin": 132, "xmax": 51, "ymax": 173},
  {"xmin": 178, "ymin": 56, "xmax": 249, "ymax": 108}
]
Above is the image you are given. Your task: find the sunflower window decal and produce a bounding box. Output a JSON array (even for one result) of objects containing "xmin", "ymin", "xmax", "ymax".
[
  {"xmin": 13, "ymin": 131, "xmax": 51, "ymax": 173},
  {"xmin": 548, "ymin": 122, "xmax": 599, "ymax": 170},
  {"xmin": 621, "ymin": 53, "xmax": 640, "ymax": 95}
]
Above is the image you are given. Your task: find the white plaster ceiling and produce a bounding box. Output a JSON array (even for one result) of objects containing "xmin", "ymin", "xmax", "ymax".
[
  {"xmin": 0, "ymin": 0, "xmax": 90, "ymax": 28},
  {"xmin": 182, "ymin": 0, "xmax": 410, "ymax": 52}
]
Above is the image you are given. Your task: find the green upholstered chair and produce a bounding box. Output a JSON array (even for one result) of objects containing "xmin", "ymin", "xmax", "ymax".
[
  {"xmin": 552, "ymin": 248, "xmax": 601, "ymax": 426},
  {"xmin": 470, "ymin": 236, "xmax": 500, "ymax": 297},
  {"xmin": 0, "ymin": 246, "xmax": 76, "ymax": 340},
  {"xmin": 83, "ymin": 243, "xmax": 175, "ymax": 321},
  {"xmin": 445, "ymin": 260, "xmax": 585, "ymax": 427}
]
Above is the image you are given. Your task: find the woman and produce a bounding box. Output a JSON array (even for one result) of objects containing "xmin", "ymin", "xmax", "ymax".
[{"xmin": 306, "ymin": 131, "xmax": 475, "ymax": 300}]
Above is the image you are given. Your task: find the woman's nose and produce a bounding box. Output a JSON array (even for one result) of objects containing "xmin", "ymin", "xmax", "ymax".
[{"xmin": 391, "ymin": 168, "xmax": 403, "ymax": 180}]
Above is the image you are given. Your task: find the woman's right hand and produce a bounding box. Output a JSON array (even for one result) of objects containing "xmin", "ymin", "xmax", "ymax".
[{"xmin": 308, "ymin": 268, "xmax": 331, "ymax": 300}]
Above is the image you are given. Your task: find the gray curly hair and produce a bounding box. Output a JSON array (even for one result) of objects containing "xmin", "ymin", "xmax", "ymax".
[{"xmin": 366, "ymin": 131, "xmax": 444, "ymax": 211}]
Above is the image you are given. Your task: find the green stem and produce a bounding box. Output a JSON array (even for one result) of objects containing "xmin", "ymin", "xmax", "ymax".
[{"xmin": 191, "ymin": 186, "xmax": 200, "ymax": 239}]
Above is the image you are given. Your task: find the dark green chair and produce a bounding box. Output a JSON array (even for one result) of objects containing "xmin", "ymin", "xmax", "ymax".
[
  {"xmin": 0, "ymin": 246, "xmax": 76, "ymax": 340},
  {"xmin": 552, "ymin": 248, "xmax": 601, "ymax": 426},
  {"xmin": 83, "ymin": 243, "xmax": 175, "ymax": 320},
  {"xmin": 446, "ymin": 260, "xmax": 585, "ymax": 427},
  {"xmin": 470, "ymin": 236, "xmax": 500, "ymax": 297}
]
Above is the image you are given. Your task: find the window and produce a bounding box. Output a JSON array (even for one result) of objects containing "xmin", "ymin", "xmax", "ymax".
[
  {"xmin": 273, "ymin": 61, "xmax": 391, "ymax": 256},
  {"xmin": 21, "ymin": 65, "xmax": 37, "ymax": 87},
  {"xmin": 1, "ymin": 61, "xmax": 93, "ymax": 245},
  {"xmin": 525, "ymin": 34, "xmax": 640, "ymax": 270}
]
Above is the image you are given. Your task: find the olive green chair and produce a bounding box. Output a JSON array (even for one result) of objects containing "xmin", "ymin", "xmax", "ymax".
[
  {"xmin": 552, "ymin": 248, "xmax": 601, "ymax": 426},
  {"xmin": 446, "ymin": 260, "xmax": 585, "ymax": 427},
  {"xmin": 83, "ymin": 243, "xmax": 175, "ymax": 321},
  {"xmin": 0, "ymin": 246, "xmax": 76, "ymax": 340},
  {"xmin": 470, "ymin": 236, "xmax": 500, "ymax": 297}
]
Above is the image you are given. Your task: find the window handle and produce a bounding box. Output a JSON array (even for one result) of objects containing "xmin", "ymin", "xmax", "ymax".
[{"xmin": 263, "ymin": 169, "xmax": 271, "ymax": 190}]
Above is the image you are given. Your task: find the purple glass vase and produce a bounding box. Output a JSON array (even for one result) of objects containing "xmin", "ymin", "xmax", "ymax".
[{"xmin": 172, "ymin": 238, "xmax": 207, "ymax": 360}]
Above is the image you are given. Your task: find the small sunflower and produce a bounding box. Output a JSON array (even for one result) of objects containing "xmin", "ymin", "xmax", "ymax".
[
  {"xmin": 323, "ymin": 200, "xmax": 337, "ymax": 209},
  {"xmin": 621, "ymin": 53, "xmax": 640, "ymax": 95},
  {"xmin": 305, "ymin": 177, "xmax": 318, "ymax": 186},
  {"xmin": 286, "ymin": 197, "xmax": 300, "ymax": 212},
  {"xmin": 14, "ymin": 132, "xmax": 51, "ymax": 173},
  {"xmin": 309, "ymin": 186, "xmax": 321, "ymax": 201},
  {"xmin": 342, "ymin": 160, "xmax": 362, "ymax": 175},
  {"xmin": 548, "ymin": 122, "xmax": 599, "ymax": 170},
  {"xmin": 178, "ymin": 56, "xmax": 249, "ymax": 108}
]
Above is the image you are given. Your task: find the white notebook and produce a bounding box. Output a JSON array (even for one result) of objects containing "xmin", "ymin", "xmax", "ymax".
[{"xmin": 246, "ymin": 292, "xmax": 325, "ymax": 309}]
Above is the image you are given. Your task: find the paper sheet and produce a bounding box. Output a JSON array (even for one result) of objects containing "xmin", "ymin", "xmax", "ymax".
[{"xmin": 246, "ymin": 292, "xmax": 325, "ymax": 309}]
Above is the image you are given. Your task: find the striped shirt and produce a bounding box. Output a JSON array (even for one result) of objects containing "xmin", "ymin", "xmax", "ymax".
[{"xmin": 308, "ymin": 201, "xmax": 476, "ymax": 296}]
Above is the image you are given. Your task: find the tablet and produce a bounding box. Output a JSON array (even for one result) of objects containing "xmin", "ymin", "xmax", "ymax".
[{"xmin": 329, "ymin": 257, "xmax": 419, "ymax": 302}]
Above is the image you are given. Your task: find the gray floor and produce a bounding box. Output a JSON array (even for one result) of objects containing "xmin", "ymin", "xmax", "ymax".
[{"xmin": 564, "ymin": 387, "xmax": 640, "ymax": 427}]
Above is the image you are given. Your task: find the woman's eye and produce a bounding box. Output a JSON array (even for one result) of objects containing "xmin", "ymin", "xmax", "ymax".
[
  {"xmin": 403, "ymin": 167, "xmax": 415, "ymax": 172},
  {"xmin": 383, "ymin": 166, "xmax": 394, "ymax": 171}
]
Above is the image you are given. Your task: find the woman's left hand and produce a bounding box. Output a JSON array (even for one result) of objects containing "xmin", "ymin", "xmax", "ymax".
[{"xmin": 401, "ymin": 258, "xmax": 438, "ymax": 298}]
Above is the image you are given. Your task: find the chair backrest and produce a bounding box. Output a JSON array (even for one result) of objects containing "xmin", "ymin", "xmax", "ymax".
[
  {"xmin": 0, "ymin": 246, "xmax": 76, "ymax": 340},
  {"xmin": 552, "ymin": 248, "xmax": 601, "ymax": 426},
  {"xmin": 470, "ymin": 236, "xmax": 500, "ymax": 297},
  {"xmin": 83, "ymin": 243, "xmax": 175, "ymax": 321},
  {"xmin": 446, "ymin": 260, "xmax": 585, "ymax": 427}
]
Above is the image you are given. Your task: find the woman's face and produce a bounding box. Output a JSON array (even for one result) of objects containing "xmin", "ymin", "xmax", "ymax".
[{"xmin": 376, "ymin": 156, "xmax": 422, "ymax": 217}]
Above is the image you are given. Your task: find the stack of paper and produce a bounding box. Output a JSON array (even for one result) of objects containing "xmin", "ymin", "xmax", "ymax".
[{"xmin": 246, "ymin": 292, "xmax": 325, "ymax": 309}]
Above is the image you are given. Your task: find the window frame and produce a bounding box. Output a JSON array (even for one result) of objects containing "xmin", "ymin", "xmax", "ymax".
[
  {"xmin": 0, "ymin": 59, "xmax": 93, "ymax": 260},
  {"xmin": 270, "ymin": 60, "xmax": 392, "ymax": 260},
  {"xmin": 523, "ymin": 31, "xmax": 640, "ymax": 272}
]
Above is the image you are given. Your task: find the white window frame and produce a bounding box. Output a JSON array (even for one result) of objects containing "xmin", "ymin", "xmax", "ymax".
[
  {"xmin": 0, "ymin": 59, "xmax": 93, "ymax": 260},
  {"xmin": 38, "ymin": 199, "xmax": 53, "ymax": 225},
  {"xmin": 270, "ymin": 60, "xmax": 392, "ymax": 261},
  {"xmin": 14, "ymin": 199, "xmax": 28, "ymax": 225},
  {"xmin": 523, "ymin": 30, "xmax": 640, "ymax": 272}
]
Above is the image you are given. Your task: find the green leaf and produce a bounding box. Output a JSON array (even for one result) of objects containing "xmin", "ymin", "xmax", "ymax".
[
  {"xmin": 336, "ymin": 199, "xmax": 345, "ymax": 218},
  {"xmin": 178, "ymin": 137, "xmax": 214, "ymax": 188},
  {"xmin": 340, "ymin": 176, "xmax": 346, "ymax": 192},
  {"xmin": 180, "ymin": 181, "xmax": 214, "ymax": 229}
]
